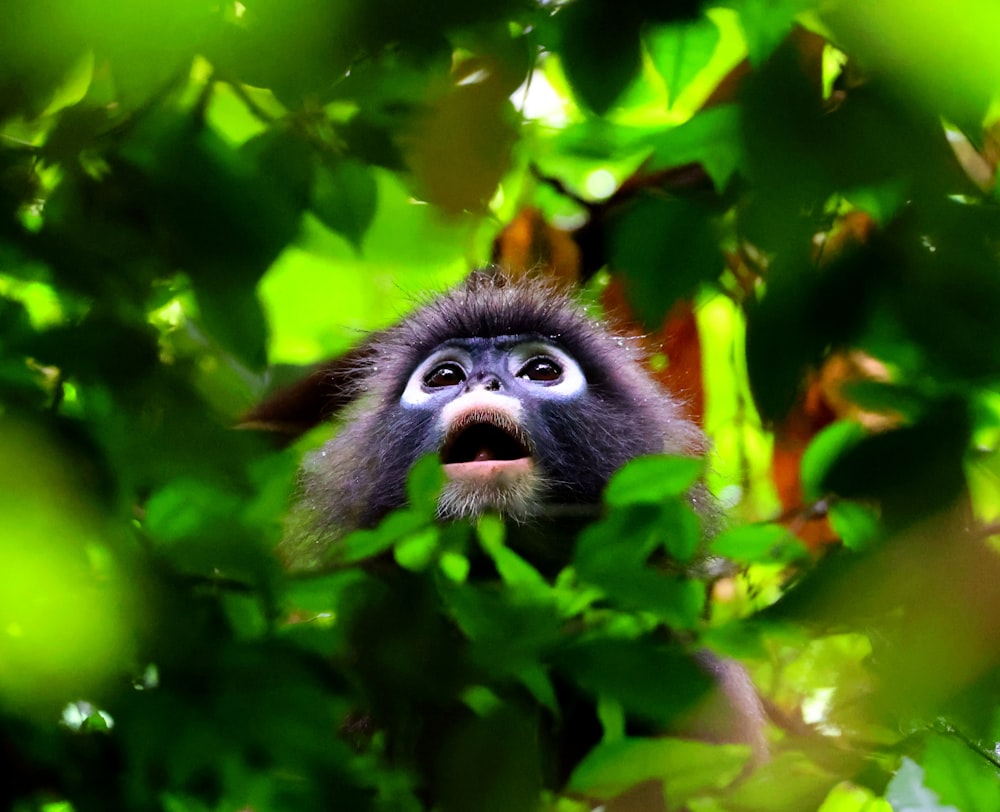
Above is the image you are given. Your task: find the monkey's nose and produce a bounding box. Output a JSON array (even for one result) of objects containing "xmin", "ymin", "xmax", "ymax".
[{"xmin": 472, "ymin": 374, "xmax": 501, "ymax": 392}]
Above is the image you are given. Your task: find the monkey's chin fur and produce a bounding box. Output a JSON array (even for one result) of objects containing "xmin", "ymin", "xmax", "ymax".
[{"xmin": 438, "ymin": 459, "xmax": 543, "ymax": 521}]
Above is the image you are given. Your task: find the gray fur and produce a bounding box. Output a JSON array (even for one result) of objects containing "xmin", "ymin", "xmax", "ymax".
[{"xmin": 282, "ymin": 269, "xmax": 707, "ymax": 570}]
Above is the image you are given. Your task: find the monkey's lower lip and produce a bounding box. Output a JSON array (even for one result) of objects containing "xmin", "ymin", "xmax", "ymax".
[{"xmin": 443, "ymin": 458, "xmax": 533, "ymax": 482}]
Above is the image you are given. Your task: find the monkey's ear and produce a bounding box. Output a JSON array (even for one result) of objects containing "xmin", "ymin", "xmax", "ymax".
[{"xmin": 239, "ymin": 340, "xmax": 378, "ymax": 444}]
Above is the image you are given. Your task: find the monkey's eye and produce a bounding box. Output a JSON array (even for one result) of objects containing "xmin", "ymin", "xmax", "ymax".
[
  {"xmin": 517, "ymin": 357, "xmax": 562, "ymax": 383},
  {"xmin": 424, "ymin": 362, "xmax": 466, "ymax": 388}
]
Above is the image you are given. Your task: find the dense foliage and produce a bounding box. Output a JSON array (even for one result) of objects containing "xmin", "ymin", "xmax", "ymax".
[{"xmin": 4, "ymin": 1, "xmax": 1000, "ymax": 810}]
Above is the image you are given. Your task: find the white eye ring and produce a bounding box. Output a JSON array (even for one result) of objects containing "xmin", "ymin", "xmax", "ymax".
[
  {"xmin": 401, "ymin": 348, "xmax": 471, "ymax": 407},
  {"xmin": 508, "ymin": 341, "xmax": 586, "ymax": 397}
]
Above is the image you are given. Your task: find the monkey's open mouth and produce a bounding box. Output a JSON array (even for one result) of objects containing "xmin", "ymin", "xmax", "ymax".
[
  {"xmin": 440, "ymin": 412, "xmax": 533, "ymax": 481},
  {"xmin": 442, "ymin": 422, "xmax": 531, "ymax": 464}
]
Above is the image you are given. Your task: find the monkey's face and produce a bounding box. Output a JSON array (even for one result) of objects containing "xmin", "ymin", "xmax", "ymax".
[{"xmin": 400, "ymin": 335, "xmax": 587, "ymax": 520}]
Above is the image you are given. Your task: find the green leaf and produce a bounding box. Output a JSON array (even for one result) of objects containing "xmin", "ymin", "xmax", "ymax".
[
  {"xmin": 576, "ymin": 506, "xmax": 661, "ymax": 570},
  {"xmin": 439, "ymin": 550, "xmax": 471, "ymax": 583},
  {"xmin": 720, "ymin": 751, "xmax": 841, "ymax": 811},
  {"xmin": 820, "ymin": 401, "xmax": 971, "ymax": 522},
  {"xmin": 394, "ymin": 526, "xmax": 441, "ymax": 571},
  {"xmin": 555, "ymin": 2, "xmax": 644, "ymax": 115},
  {"xmin": 477, "ymin": 516, "xmax": 552, "ymax": 598},
  {"xmin": 605, "ymin": 454, "xmax": 703, "ymax": 506},
  {"xmin": 827, "ymin": 501, "xmax": 881, "ymax": 552},
  {"xmin": 555, "ymin": 638, "xmax": 711, "ymax": 726},
  {"xmin": 710, "ymin": 523, "xmax": 807, "ymax": 564},
  {"xmin": 283, "ymin": 570, "xmax": 368, "ymax": 615},
  {"xmin": 657, "ymin": 500, "xmax": 703, "ymax": 562},
  {"xmin": 800, "ymin": 421, "xmax": 866, "ymax": 502},
  {"xmin": 825, "ymin": 0, "xmax": 1000, "ymax": 129},
  {"xmin": 610, "ymin": 194, "xmax": 723, "ymax": 328},
  {"xmin": 645, "ymin": 18, "xmax": 720, "ymax": 106},
  {"xmin": 405, "ymin": 454, "xmax": 445, "ymax": 519},
  {"xmin": 194, "ymin": 282, "xmax": 270, "ymax": 371},
  {"xmin": 440, "ymin": 581, "xmax": 563, "ymax": 701},
  {"xmin": 433, "ymin": 707, "xmax": 544, "ymax": 812},
  {"xmin": 816, "ymin": 782, "xmax": 892, "ymax": 812},
  {"xmin": 923, "ymin": 735, "xmax": 1000, "ymax": 812},
  {"xmin": 220, "ymin": 592, "xmax": 269, "ymax": 639},
  {"xmin": 311, "ymin": 158, "xmax": 378, "ymax": 249},
  {"xmin": 144, "ymin": 479, "xmax": 243, "ymax": 543},
  {"xmin": 736, "ymin": 0, "xmax": 803, "ymax": 66},
  {"xmin": 646, "ymin": 105, "xmax": 744, "ymax": 188},
  {"xmin": 569, "ymin": 737, "xmax": 750, "ymax": 802},
  {"xmin": 402, "ymin": 75, "xmax": 518, "ymax": 212},
  {"xmin": 339, "ymin": 508, "xmax": 429, "ymax": 564}
]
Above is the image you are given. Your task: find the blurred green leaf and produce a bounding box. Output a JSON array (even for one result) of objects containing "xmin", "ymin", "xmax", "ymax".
[
  {"xmin": 605, "ymin": 454, "xmax": 703, "ymax": 506},
  {"xmin": 402, "ymin": 70, "xmax": 519, "ymax": 213},
  {"xmin": 405, "ymin": 453, "xmax": 446, "ymax": 519},
  {"xmin": 710, "ymin": 523, "xmax": 807, "ymax": 564},
  {"xmin": 339, "ymin": 508, "xmax": 430, "ymax": 564},
  {"xmin": 311, "ymin": 158, "xmax": 378, "ymax": 249},
  {"xmin": 283, "ymin": 570, "xmax": 368, "ymax": 615},
  {"xmin": 828, "ymin": 501, "xmax": 881, "ymax": 552},
  {"xmin": 611, "ymin": 194, "xmax": 723, "ymax": 328},
  {"xmin": 569, "ymin": 736, "xmax": 750, "ymax": 802},
  {"xmin": 645, "ymin": 18, "xmax": 719, "ymax": 106},
  {"xmin": 433, "ymin": 706, "xmax": 544, "ymax": 812},
  {"xmin": 394, "ymin": 526, "xmax": 440, "ymax": 571},
  {"xmin": 820, "ymin": 401, "xmax": 971, "ymax": 524},
  {"xmin": 824, "ymin": 0, "xmax": 1000, "ymax": 130},
  {"xmin": 923, "ymin": 735, "xmax": 1000, "ymax": 812},
  {"xmin": 554, "ymin": 638, "xmax": 711, "ymax": 726},
  {"xmin": 800, "ymin": 421, "xmax": 867, "ymax": 503},
  {"xmin": 554, "ymin": 2, "xmax": 645, "ymax": 115},
  {"xmin": 720, "ymin": 751, "xmax": 841, "ymax": 811},
  {"xmin": 736, "ymin": 0, "xmax": 804, "ymax": 66},
  {"xmin": 646, "ymin": 105, "xmax": 744, "ymax": 187},
  {"xmin": 477, "ymin": 515, "xmax": 552, "ymax": 599},
  {"xmin": 575, "ymin": 505, "xmax": 705, "ymax": 626}
]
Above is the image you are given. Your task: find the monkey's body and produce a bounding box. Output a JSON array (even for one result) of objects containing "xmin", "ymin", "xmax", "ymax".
[{"xmin": 281, "ymin": 270, "xmax": 767, "ymax": 808}]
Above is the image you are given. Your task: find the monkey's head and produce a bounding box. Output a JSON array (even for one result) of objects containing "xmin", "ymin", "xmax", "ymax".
[{"xmin": 288, "ymin": 270, "xmax": 705, "ymax": 567}]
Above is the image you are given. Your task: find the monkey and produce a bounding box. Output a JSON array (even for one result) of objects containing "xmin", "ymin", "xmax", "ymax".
[
  {"xmin": 278, "ymin": 269, "xmax": 767, "ymax": 808},
  {"xmin": 282, "ymin": 269, "xmax": 710, "ymax": 568}
]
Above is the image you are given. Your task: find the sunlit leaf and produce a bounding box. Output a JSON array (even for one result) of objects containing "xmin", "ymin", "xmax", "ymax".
[
  {"xmin": 922, "ymin": 735, "xmax": 1000, "ymax": 812},
  {"xmin": 828, "ymin": 501, "xmax": 881, "ymax": 552},
  {"xmin": 646, "ymin": 105, "xmax": 743, "ymax": 187},
  {"xmin": 395, "ymin": 526, "xmax": 440, "ymax": 571},
  {"xmin": 605, "ymin": 454, "xmax": 703, "ymax": 506},
  {"xmin": 569, "ymin": 737, "xmax": 750, "ymax": 801},
  {"xmin": 645, "ymin": 18, "xmax": 720, "ymax": 106},
  {"xmin": 825, "ymin": 0, "xmax": 1000, "ymax": 128},
  {"xmin": 710, "ymin": 523, "xmax": 807, "ymax": 564},
  {"xmin": 736, "ymin": 0, "xmax": 804, "ymax": 66}
]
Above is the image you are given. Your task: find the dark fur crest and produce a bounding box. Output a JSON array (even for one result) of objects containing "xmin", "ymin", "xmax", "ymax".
[{"xmin": 283, "ymin": 269, "xmax": 706, "ymax": 570}]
